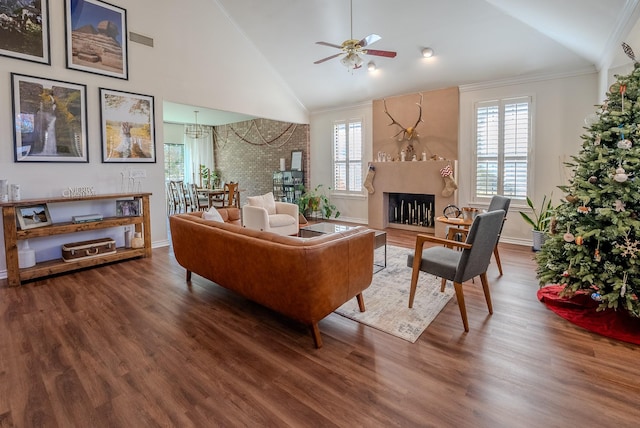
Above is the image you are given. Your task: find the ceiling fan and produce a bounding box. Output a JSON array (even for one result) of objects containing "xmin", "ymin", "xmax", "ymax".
[{"xmin": 313, "ymin": 0, "xmax": 397, "ymax": 70}]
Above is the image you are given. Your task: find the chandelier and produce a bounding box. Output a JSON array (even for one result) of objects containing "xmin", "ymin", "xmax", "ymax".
[{"xmin": 185, "ymin": 111, "xmax": 210, "ymax": 139}]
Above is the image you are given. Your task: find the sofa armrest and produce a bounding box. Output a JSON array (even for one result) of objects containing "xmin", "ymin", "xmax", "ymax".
[
  {"xmin": 242, "ymin": 205, "xmax": 270, "ymax": 231},
  {"xmin": 275, "ymin": 201, "xmax": 299, "ymax": 218}
]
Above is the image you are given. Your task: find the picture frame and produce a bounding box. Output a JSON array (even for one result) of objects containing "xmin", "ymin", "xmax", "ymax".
[
  {"xmin": 16, "ymin": 204, "xmax": 52, "ymax": 230},
  {"xmin": 100, "ymin": 88, "xmax": 156, "ymax": 163},
  {"xmin": 65, "ymin": 0, "xmax": 128, "ymax": 80},
  {"xmin": 291, "ymin": 150, "xmax": 303, "ymax": 171},
  {"xmin": 0, "ymin": 0, "xmax": 50, "ymax": 64},
  {"xmin": 115, "ymin": 199, "xmax": 140, "ymax": 217},
  {"xmin": 11, "ymin": 73, "xmax": 89, "ymax": 163}
]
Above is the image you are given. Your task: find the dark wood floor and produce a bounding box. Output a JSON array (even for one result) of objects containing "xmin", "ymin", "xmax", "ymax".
[{"xmin": 1, "ymin": 226, "xmax": 639, "ymax": 427}]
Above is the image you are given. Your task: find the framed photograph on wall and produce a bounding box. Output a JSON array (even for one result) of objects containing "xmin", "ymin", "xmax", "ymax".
[
  {"xmin": 291, "ymin": 150, "xmax": 303, "ymax": 171},
  {"xmin": 16, "ymin": 204, "xmax": 52, "ymax": 230},
  {"xmin": 100, "ymin": 88, "xmax": 156, "ymax": 163},
  {"xmin": 11, "ymin": 73, "xmax": 89, "ymax": 163},
  {"xmin": 115, "ymin": 199, "xmax": 140, "ymax": 216},
  {"xmin": 65, "ymin": 0, "xmax": 128, "ymax": 79},
  {"xmin": 0, "ymin": 0, "xmax": 50, "ymax": 64}
]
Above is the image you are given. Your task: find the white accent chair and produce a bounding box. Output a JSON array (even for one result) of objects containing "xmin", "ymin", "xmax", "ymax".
[{"xmin": 242, "ymin": 192, "xmax": 299, "ymax": 236}]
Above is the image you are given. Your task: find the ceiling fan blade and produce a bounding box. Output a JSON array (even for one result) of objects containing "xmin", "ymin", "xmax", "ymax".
[
  {"xmin": 359, "ymin": 34, "xmax": 381, "ymax": 48},
  {"xmin": 316, "ymin": 41, "xmax": 343, "ymax": 49},
  {"xmin": 314, "ymin": 53, "xmax": 343, "ymax": 64},
  {"xmin": 365, "ymin": 49, "xmax": 397, "ymax": 58}
]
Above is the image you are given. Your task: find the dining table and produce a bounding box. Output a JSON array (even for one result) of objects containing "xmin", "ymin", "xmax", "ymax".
[{"xmin": 197, "ymin": 188, "xmax": 241, "ymax": 208}]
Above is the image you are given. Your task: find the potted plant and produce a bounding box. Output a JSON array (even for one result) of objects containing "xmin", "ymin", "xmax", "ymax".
[
  {"xmin": 297, "ymin": 184, "xmax": 340, "ymax": 219},
  {"xmin": 519, "ymin": 194, "xmax": 554, "ymax": 251}
]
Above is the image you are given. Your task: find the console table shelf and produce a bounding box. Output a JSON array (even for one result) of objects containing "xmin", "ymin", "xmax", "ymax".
[{"xmin": 2, "ymin": 193, "xmax": 152, "ymax": 287}]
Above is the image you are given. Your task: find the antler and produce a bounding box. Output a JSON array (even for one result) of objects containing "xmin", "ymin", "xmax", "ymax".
[
  {"xmin": 383, "ymin": 94, "xmax": 424, "ymax": 141},
  {"xmin": 383, "ymin": 98, "xmax": 407, "ymax": 139}
]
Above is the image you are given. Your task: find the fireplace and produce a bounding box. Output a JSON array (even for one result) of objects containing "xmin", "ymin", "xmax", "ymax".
[
  {"xmin": 367, "ymin": 160, "xmax": 457, "ymax": 236},
  {"xmin": 388, "ymin": 193, "xmax": 435, "ymax": 228}
]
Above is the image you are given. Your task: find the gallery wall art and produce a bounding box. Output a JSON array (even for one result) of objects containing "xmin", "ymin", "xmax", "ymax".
[{"xmin": 0, "ymin": 0, "xmax": 50, "ymax": 64}]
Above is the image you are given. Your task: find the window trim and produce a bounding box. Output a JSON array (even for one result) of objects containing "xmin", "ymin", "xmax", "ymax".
[
  {"xmin": 332, "ymin": 117, "xmax": 365, "ymax": 196},
  {"xmin": 471, "ymin": 95, "xmax": 534, "ymax": 205}
]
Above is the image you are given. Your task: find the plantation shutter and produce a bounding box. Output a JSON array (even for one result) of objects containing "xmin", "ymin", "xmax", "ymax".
[
  {"xmin": 333, "ymin": 119, "xmax": 363, "ymax": 193},
  {"xmin": 503, "ymin": 100, "xmax": 529, "ymax": 199},
  {"xmin": 334, "ymin": 122, "xmax": 347, "ymax": 191},
  {"xmin": 348, "ymin": 121, "xmax": 363, "ymax": 192},
  {"xmin": 476, "ymin": 102, "xmax": 499, "ymax": 197}
]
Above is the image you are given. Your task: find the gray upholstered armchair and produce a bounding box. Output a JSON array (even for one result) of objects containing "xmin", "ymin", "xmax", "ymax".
[{"xmin": 407, "ymin": 210, "xmax": 505, "ymax": 332}]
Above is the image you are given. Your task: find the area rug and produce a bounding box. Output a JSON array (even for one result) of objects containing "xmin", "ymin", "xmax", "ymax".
[
  {"xmin": 335, "ymin": 245, "xmax": 454, "ymax": 343},
  {"xmin": 538, "ymin": 284, "xmax": 640, "ymax": 345}
]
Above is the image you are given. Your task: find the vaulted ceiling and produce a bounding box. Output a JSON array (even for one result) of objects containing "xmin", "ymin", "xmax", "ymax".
[{"xmin": 165, "ymin": 0, "xmax": 640, "ymax": 124}]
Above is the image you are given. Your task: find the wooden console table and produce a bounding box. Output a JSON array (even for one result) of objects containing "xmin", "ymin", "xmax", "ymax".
[{"xmin": 2, "ymin": 193, "xmax": 151, "ymax": 287}]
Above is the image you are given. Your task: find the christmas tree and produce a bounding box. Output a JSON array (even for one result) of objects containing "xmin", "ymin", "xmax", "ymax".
[{"xmin": 536, "ymin": 43, "xmax": 640, "ymax": 318}]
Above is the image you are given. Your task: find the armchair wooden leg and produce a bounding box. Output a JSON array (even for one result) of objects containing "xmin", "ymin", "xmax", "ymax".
[
  {"xmin": 311, "ymin": 323, "xmax": 323, "ymax": 348},
  {"xmin": 480, "ymin": 272, "xmax": 494, "ymax": 314},
  {"xmin": 356, "ymin": 293, "xmax": 366, "ymax": 312},
  {"xmin": 493, "ymin": 245, "xmax": 503, "ymax": 276},
  {"xmin": 440, "ymin": 278, "xmax": 447, "ymax": 292},
  {"xmin": 186, "ymin": 270, "xmax": 192, "ymax": 282},
  {"xmin": 453, "ymin": 282, "xmax": 469, "ymax": 332},
  {"xmin": 409, "ymin": 267, "xmax": 420, "ymax": 308}
]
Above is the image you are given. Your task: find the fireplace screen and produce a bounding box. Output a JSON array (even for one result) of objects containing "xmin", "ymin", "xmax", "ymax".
[{"xmin": 388, "ymin": 193, "xmax": 435, "ymax": 227}]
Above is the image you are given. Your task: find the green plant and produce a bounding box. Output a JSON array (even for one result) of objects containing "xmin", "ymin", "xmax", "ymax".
[
  {"xmin": 297, "ymin": 184, "xmax": 340, "ymax": 219},
  {"xmin": 519, "ymin": 194, "xmax": 554, "ymax": 231},
  {"xmin": 199, "ymin": 165, "xmax": 218, "ymax": 188}
]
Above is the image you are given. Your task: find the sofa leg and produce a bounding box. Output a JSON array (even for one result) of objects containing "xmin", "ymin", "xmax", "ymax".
[
  {"xmin": 356, "ymin": 293, "xmax": 366, "ymax": 312},
  {"xmin": 186, "ymin": 270, "xmax": 191, "ymax": 282},
  {"xmin": 311, "ymin": 323, "xmax": 323, "ymax": 348}
]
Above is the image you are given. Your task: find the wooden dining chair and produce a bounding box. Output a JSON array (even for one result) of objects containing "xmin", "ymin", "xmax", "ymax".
[{"xmin": 224, "ymin": 182, "xmax": 239, "ymax": 208}]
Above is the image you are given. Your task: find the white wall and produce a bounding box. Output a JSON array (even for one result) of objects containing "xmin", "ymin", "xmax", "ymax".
[
  {"xmin": 458, "ymin": 72, "xmax": 599, "ymax": 245},
  {"xmin": 309, "ymin": 103, "xmax": 372, "ymax": 224},
  {"xmin": 0, "ymin": 0, "xmax": 308, "ymax": 276}
]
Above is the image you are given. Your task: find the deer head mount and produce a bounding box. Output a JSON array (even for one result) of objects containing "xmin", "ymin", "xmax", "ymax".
[{"xmin": 383, "ymin": 93, "xmax": 423, "ymax": 141}]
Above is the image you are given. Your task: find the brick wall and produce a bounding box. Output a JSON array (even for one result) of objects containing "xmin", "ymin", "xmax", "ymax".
[{"xmin": 213, "ymin": 119, "xmax": 309, "ymax": 206}]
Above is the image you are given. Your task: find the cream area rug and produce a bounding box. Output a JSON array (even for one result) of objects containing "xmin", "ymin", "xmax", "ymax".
[{"xmin": 335, "ymin": 245, "xmax": 454, "ymax": 343}]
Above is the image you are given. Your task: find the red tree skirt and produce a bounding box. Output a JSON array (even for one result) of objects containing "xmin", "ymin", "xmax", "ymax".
[{"xmin": 537, "ymin": 285, "xmax": 640, "ymax": 345}]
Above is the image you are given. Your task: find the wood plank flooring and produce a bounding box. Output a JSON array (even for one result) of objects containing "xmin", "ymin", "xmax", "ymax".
[{"xmin": 1, "ymin": 226, "xmax": 639, "ymax": 427}]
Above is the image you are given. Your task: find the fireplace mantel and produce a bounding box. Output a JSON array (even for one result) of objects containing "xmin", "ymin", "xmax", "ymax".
[{"xmin": 367, "ymin": 160, "xmax": 457, "ymax": 236}]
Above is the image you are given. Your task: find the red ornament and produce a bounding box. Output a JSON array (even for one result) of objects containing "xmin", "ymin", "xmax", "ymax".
[
  {"xmin": 562, "ymin": 270, "xmax": 570, "ymax": 277},
  {"xmin": 620, "ymin": 84, "xmax": 627, "ymax": 95}
]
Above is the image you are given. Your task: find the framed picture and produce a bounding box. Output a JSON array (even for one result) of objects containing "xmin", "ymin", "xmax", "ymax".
[
  {"xmin": 11, "ymin": 73, "xmax": 89, "ymax": 163},
  {"xmin": 65, "ymin": 0, "xmax": 128, "ymax": 79},
  {"xmin": 100, "ymin": 88, "xmax": 156, "ymax": 163},
  {"xmin": 115, "ymin": 199, "xmax": 140, "ymax": 216},
  {"xmin": 0, "ymin": 0, "xmax": 50, "ymax": 64},
  {"xmin": 16, "ymin": 204, "xmax": 52, "ymax": 230},
  {"xmin": 291, "ymin": 150, "xmax": 303, "ymax": 171}
]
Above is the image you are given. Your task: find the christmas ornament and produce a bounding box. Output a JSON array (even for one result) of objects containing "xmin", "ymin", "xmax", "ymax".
[
  {"xmin": 615, "ymin": 199, "xmax": 626, "ymax": 212},
  {"xmin": 613, "ymin": 166, "xmax": 629, "ymax": 182},
  {"xmin": 591, "ymin": 292, "xmax": 603, "ymax": 301},
  {"xmin": 621, "ymin": 273, "xmax": 628, "ymax": 297},
  {"xmin": 575, "ymin": 236, "xmax": 583, "ymax": 245},
  {"xmin": 615, "ymin": 236, "xmax": 640, "ymax": 258},
  {"xmin": 563, "ymin": 225, "xmax": 575, "ymax": 242},
  {"xmin": 617, "ymin": 139, "xmax": 632, "ymax": 149},
  {"xmin": 588, "ymin": 176, "xmax": 598, "ymax": 184},
  {"xmin": 594, "ymin": 135, "xmax": 601, "ymax": 145},
  {"xmin": 562, "ymin": 270, "xmax": 570, "ymax": 277},
  {"xmin": 577, "ymin": 205, "xmax": 591, "ymax": 214},
  {"xmin": 595, "ymin": 240, "xmax": 601, "ymax": 262},
  {"xmin": 622, "ymin": 42, "xmax": 637, "ymax": 62},
  {"xmin": 565, "ymin": 194, "xmax": 578, "ymax": 203}
]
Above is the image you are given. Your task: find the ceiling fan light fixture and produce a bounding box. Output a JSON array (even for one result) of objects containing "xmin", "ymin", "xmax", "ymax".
[
  {"xmin": 422, "ymin": 47, "xmax": 434, "ymax": 58},
  {"xmin": 367, "ymin": 61, "xmax": 376, "ymax": 71},
  {"xmin": 341, "ymin": 52, "xmax": 363, "ymax": 69},
  {"xmin": 185, "ymin": 111, "xmax": 210, "ymax": 139}
]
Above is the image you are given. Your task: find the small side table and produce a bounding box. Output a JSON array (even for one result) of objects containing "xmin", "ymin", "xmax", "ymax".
[{"xmin": 373, "ymin": 230, "xmax": 387, "ymax": 273}]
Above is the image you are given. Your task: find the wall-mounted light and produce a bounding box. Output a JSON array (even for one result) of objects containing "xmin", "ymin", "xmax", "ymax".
[
  {"xmin": 367, "ymin": 61, "xmax": 376, "ymax": 71},
  {"xmin": 422, "ymin": 47, "xmax": 434, "ymax": 58}
]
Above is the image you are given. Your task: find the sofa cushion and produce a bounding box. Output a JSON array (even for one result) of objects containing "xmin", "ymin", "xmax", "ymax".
[
  {"xmin": 269, "ymin": 213, "xmax": 297, "ymax": 228},
  {"xmin": 203, "ymin": 207, "xmax": 224, "ymax": 222},
  {"xmin": 247, "ymin": 192, "xmax": 277, "ymax": 215}
]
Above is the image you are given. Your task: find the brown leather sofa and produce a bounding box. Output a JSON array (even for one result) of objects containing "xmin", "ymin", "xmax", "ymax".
[{"xmin": 169, "ymin": 211, "xmax": 375, "ymax": 347}]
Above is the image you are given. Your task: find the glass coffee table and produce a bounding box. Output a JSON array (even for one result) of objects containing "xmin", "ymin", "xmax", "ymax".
[{"xmin": 299, "ymin": 223, "xmax": 387, "ymax": 273}]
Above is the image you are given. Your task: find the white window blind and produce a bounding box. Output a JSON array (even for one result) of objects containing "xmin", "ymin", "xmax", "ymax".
[
  {"xmin": 474, "ymin": 97, "xmax": 530, "ymax": 200},
  {"xmin": 333, "ymin": 119, "xmax": 363, "ymax": 193}
]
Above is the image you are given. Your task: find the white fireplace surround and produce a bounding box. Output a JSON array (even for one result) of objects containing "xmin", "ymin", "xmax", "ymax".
[{"xmin": 367, "ymin": 160, "xmax": 457, "ymax": 237}]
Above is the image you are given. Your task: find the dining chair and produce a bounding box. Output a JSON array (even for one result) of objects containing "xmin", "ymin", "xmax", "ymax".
[
  {"xmin": 407, "ymin": 210, "xmax": 505, "ymax": 332},
  {"xmin": 486, "ymin": 195, "xmax": 511, "ymax": 275},
  {"xmin": 224, "ymin": 182, "xmax": 239, "ymax": 208}
]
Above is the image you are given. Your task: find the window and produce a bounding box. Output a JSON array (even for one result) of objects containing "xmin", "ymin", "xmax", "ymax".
[
  {"xmin": 164, "ymin": 143, "xmax": 185, "ymax": 181},
  {"xmin": 474, "ymin": 97, "xmax": 531, "ymax": 201},
  {"xmin": 333, "ymin": 119, "xmax": 363, "ymax": 193}
]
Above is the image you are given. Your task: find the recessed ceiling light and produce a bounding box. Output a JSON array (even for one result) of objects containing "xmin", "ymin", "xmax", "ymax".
[{"xmin": 422, "ymin": 47, "xmax": 434, "ymax": 58}]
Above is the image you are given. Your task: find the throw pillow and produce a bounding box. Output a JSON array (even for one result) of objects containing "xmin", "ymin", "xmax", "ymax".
[
  {"xmin": 247, "ymin": 192, "xmax": 277, "ymax": 215},
  {"xmin": 203, "ymin": 207, "xmax": 224, "ymax": 222}
]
